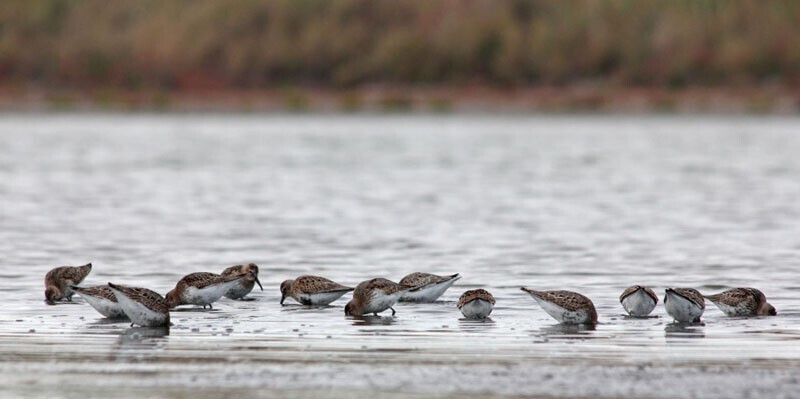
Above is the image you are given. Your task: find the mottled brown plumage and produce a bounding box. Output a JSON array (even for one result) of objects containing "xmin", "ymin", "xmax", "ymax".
[
  {"xmin": 280, "ymin": 275, "xmax": 354, "ymax": 306},
  {"xmin": 176, "ymin": 272, "xmax": 228, "ymax": 289},
  {"xmin": 71, "ymin": 285, "xmax": 126, "ymax": 319},
  {"xmin": 400, "ymin": 272, "xmax": 456, "ymax": 289},
  {"xmin": 664, "ymin": 287, "xmax": 705, "ymax": 323},
  {"xmin": 221, "ymin": 263, "xmax": 257, "ymax": 277},
  {"xmin": 108, "ymin": 283, "xmax": 170, "ymax": 327},
  {"xmin": 666, "ymin": 288, "xmax": 705, "ymax": 309},
  {"xmin": 344, "ymin": 278, "xmax": 409, "ymax": 316},
  {"xmin": 165, "ymin": 272, "xmax": 247, "ymax": 308},
  {"xmin": 364, "ymin": 278, "xmax": 406, "ymax": 295},
  {"xmin": 619, "ymin": 285, "xmax": 658, "ymax": 317},
  {"xmin": 221, "ymin": 263, "xmax": 263, "ymax": 299},
  {"xmin": 521, "ymin": 287, "xmax": 598, "ymax": 324},
  {"xmin": 108, "ymin": 283, "xmax": 170, "ymax": 314},
  {"xmin": 704, "ymin": 288, "xmax": 776, "ymax": 316},
  {"xmin": 523, "ymin": 289, "xmax": 595, "ymax": 312},
  {"xmin": 44, "ymin": 263, "xmax": 92, "ymax": 303},
  {"xmin": 457, "ymin": 289, "xmax": 496, "ymax": 309},
  {"xmin": 398, "ymin": 272, "xmax": 461, "ymax": 302},
  {"xmin": 620, "ymin": 285, "xmax": 659, "ymax": 304},
  {"xmin": 71, "ymin": 285, "xmax": 117, "ymax": 302}
]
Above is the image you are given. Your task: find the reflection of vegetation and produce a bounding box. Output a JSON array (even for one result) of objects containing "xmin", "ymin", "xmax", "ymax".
[{"xmin": 0, "ymin": 1, "xmax": 798, "ymax": 90}]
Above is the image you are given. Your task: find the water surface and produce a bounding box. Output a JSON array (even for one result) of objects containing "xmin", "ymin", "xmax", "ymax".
[{"xmin": 1, "ymin": 114, "xmax": 799, "ymax": 398}]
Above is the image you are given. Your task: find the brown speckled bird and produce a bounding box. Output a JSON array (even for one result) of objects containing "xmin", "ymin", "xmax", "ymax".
[
  {"xmin": 108, "ymin": 283, "xmax": 170, "ymax": 327},
  {"xmin": 280, "ymin": 275, "xmax": 353, "ymax": 306},
  {"xmin": 704, "ymin": 288, "xmax": 776, "ymax": 317},
  {"xmin": 221, "ymin": 263, "xmax": 263, "ymax": 300},
  {"xmin": 344, "ymin": 278, "xmax": 410, "ymax": 316},
  {"xmin": 44, "ymin": 263, "xmax": 92, "ymax": 303},
  {"xmin": 457, "ymin": 289, "xmax": 495, "ymax": 319},
  {"xmin": 664, "ymin": 288, "xmax": 705, "ymax": 323},
  {"xmin": 521, "ymin": 287, "xmax": 597, "ymax": 325},
  {"xmin": 619, "ymin": 285, "xmax": 659, "ymax": 317},
  {"xmin": 399, "ymin": 272, "xmax": 461, "ymax": 302},
  {"xmin": 70, "ymin": 285, "xmax": 126, "ymax": 319},
  {"xmin": 165, "ymin": 272, "xmax": 248, "ymax": 309}
]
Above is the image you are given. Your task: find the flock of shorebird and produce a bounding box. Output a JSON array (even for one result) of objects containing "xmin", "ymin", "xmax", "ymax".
[{"xmin": 43, "ymin": 262, "xmax": 776, "ymax": 328}]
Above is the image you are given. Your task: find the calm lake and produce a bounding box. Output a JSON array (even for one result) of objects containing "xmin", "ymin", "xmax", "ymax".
[{"xmin": 1, "ymin": 113, "xmax": 799, "ymax": 398}]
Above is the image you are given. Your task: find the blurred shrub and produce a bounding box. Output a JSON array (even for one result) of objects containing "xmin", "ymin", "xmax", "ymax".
[
  {"xmin": 45, "ymin": 93, "xmax": 75, "ymax": 110},
  {"xmin": 281, "ymin": 88, "xmax": 310, "ymax": 111},
  {"xmin": 380, "ymin": 94, "xmax": 413, "ymax": 111},
  {"xmin": 428, "ymin": 97, "xmax": 453, "ymax": 112},
  {"xmin": 0, "ymin": 0, "xmax": 798, "ymax": 89},
  {"xmin": 339, "ymin": 91, "xmax": 363, "ymax": 112}
]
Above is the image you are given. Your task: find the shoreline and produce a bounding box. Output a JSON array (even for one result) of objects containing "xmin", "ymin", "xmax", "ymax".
[{"xmin": 1, "ymin": 85, "xmax": 798, "ymax": 114}]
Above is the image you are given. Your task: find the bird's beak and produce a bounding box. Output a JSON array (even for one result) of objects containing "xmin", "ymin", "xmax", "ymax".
[
  {"xmin": 280, "ymin": 294, "xmax": 285, "ymax": 305},
  {"xmin": 255, "ymin": 276, "xmax": 263, "ymax": 291}
]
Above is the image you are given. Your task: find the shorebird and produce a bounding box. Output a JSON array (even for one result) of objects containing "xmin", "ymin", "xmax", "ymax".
[
  {"xmin": 108, "ymin": 283, "xmax": 170, "ymax": 327},
  {"xmin": 398, "ymin": 272, "xmax": 461, "ymax": 302},
  {"xmin": 664, "ymin": 288, "xmax": 705, "ymax": 323},
  {"xmin": 704, "ymin": 287, "xmax": 776, "ymax": 317},
  {"xmin": 221, "ymin": 263, "xmax": 263, "ymax": 300},
  {"xmin": 457, "ymin": 289, "xmax": 495, "ymax": 319},
  {"xmin": 521, "ymin": 287, "xmax": 598, "ymax": 325},
  {"xmin": 619, "ymin": 285, "xmax": 658, "ymax": 317},
  {"xmin": 344, "ymin": 278, "xmax": 410, "ymax": 316},
  {"xmin": 280, "ymin": 275, "xmax": 354, "ymax": 306},
  {"xmin": 165, "ymin": 272, "xmax": 248, "ymax": 309},
  {"xmin": 44, "ymin": 263, "xmax": 92, "ymax": 303},
  {"xmin": 70, "ymin": 285, "xmax": 127, "ymax": 319}
]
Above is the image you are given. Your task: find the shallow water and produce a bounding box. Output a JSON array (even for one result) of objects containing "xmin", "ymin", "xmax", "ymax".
[{"xmin": 1, "ymin": 113, "xmax": 799, "ymax": 398}]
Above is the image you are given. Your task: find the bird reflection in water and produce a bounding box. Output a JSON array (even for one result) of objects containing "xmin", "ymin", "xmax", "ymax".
[
  {"xmin": 115, "ymin": 326, "xmax": 170, "ymax": 351},
  {"xmin": 348, "ymin": 314, "xmax": 397, "ymax": 326},
  {"xmin": 665, "ymin": 323, "xmax": 706, "ymax": 339},
  {"xmin": 537, "ymin": 323, "xmax": 597, "ymax": 341},
  {"xmin": 458, "ymin": 317, "xmax": 496, "ymax": 333}
]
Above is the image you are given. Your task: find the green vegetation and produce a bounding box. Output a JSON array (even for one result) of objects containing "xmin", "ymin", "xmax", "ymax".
[
  {"xmin": 380, "ymin": 94, "xmax": 413, "ymax": 112},
  {"xmin": 45, "ymin": 93, "xmax": 75, "ymax": 110},
  {"xmin": 0, "ymin": 0, "xmax": 799, "ymax": 91},
  {"xmin": 338, "ymin": 91, "xmax": 363, "ymax": 112},
  {"xmin": 281, "ymin": 88, "xmax": 310, "ymax": 111},
  {"xmin": 428, "ymin": 98, "xmax": 453, "ymax": 113}
]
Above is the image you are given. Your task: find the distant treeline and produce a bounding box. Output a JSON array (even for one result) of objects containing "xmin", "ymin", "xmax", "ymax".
[{"xmin": 2, "ymin": 0, "xmax": 799, "ymax": 90}]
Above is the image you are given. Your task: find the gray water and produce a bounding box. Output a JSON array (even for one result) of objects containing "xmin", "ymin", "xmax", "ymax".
[{"xmin": 1, "ymin": 114, "xmax": 799, "ymax": 399}]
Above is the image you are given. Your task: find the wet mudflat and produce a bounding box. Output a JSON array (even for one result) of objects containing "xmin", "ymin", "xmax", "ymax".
[{"xmin": 1, "ymin": 114, "xmax": 799, "ymax": 398}]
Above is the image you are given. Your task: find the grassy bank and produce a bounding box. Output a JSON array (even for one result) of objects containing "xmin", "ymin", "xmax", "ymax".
[
  {"xmin": 2, "ymin": 1, "xmax": 800, "ymax": 88},
  {"xmin": 2, "ymin": 85, "xmax": 797, "ymax": 114},
  {"xmin": 1, "ymin": 1, "xmax": 799, "ymax": 112}
]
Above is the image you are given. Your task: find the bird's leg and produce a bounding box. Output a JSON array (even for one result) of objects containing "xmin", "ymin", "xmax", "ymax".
[
  {"xmin": 390, "ymin": 307, "xmax": 396, "ymax": 315},
  {"xmin": 130, "ymin": 323, "xmax": 134, "ymax": 327},
  {"xmin": 373, "ymin": 312, "xmax": 378, "ymax": 316}
]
